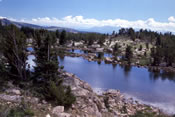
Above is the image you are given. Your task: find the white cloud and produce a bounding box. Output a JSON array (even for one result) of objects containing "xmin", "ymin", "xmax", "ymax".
[
  {"xmin": 0, "ymin": 16, "xmax": 6, "ymax": 19},
  {"xmin": 168, "ymin": 16, "xmax": 175, "ymax": 22},
  {"xmin": 2, "ymin": 15, "xmax": 175, "ymax": 33}
]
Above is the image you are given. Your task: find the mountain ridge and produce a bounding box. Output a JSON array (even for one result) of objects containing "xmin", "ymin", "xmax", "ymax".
[{"xmin": 0, "ymin": 18, "xmax": 80, "ymax": 33}]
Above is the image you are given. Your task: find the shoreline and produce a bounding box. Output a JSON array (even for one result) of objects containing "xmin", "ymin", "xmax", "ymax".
[
  {"xmin": 61, "ymin": 47, "xmax": 175, "ymax": 73},
  {"xmin": 93, "ymin": 87, "xmax": 175, "ymax": 115},
  {"xmin": 61, "ymin": 71, "xmax": 169, "ymax": 116},
  {"xmin": 58, "ymin": 50, "xmax": 175, "ymax": 116}
]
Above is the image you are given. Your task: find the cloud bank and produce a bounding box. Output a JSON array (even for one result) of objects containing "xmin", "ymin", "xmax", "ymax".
[
  {"xmin": 2, "ymin": 15, "xmax": 175, "ymax": 33},
  {"xmin": 168, "ymin": 16, "xmax": 175, "ymax": 22}
]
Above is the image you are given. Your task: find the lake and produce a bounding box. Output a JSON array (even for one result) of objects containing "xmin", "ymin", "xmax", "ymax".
[
  {"xmin": 27, "ymin": 47, "xmax": 34, "ymax": 52},
  {"xmin": 27, "ymin": 47, "xmax": 175, "ymax": 114},
  {"xmin": 58, "ymin": 56, "xmax": 175, "ymax": 114},
  {"xmin": 69, "ymin": 49, "xmax": 113, "ymax": 57}
]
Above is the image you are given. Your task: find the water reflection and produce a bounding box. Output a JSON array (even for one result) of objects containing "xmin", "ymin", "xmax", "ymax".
[
  {"xmin": 97, "ymin": 61, "xmax": 101, "ymax": 65},
  {"xmin": 119, "ymin": 64, "xmax": 132, "ymax": 77},
  {"xmin": 112, "ymin": 64, "xmax": 117, "ymax": 69},
  {"xmin": 26, "ymin": 55, "xmax": 175, "ymax": 114},
  {"xmin": 70, "ymin": 49, "xmax": 113, "ymax": 58},
  {"xmin": 69, "ymin": 49, "xmax": 85, "ymax": 54},
  {"xmin": 148, "ymin": 68, "xmax": 175, "ymax": 82},
  {"xmin": 104, "ymin": 53, "xmax": 112, "ymax": 58},
  {"xmin": 59, "ymin": 55, "xmax": 65, "ymax": 62},
  {"xmin": 58, "ymin": 56, "xmax": 175, "ymax": 114}
]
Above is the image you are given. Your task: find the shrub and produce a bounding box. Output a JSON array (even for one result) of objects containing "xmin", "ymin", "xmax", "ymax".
[
  {"xmin": 104, "ymin": 96, "xmax": 110, "ymax": 109},
  {"xmin": 139, "ymin": 45, "xmax": 143, "ymax": 51},
  {"xmin": 122, "ymin": 105, "xmax": 127, "ymax": 113},
  {"xmin": 45, "ymin": 81, "xmax": 76, "ymax": 109},
  {"xmin": 0, "ymin": 105, "xmax": 34, "ymax": 117},
  {"xmin": 7, "ymin": 107, "xmax": 34, "ymax": 117},
  {"xmin": 97, "ymin": 52, "xmax": 104, "ymax": 59}
]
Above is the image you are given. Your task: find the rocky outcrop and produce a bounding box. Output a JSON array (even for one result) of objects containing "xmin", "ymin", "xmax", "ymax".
[
  {"xmin": 0, "ymin": 72, "xmax": 165, "ymax": 117},
  {"xmin": 62, "ymin": 72, "xmax": 162, "ymax": 117},
  {"xmin": 0, "ymin": 94, "xmax": 22, "ymax": 103},
  {"xmin": 52, "ymin": 106, "xmax": 71, "ymax": 117},
  {"xmin": 105, "ymin": 57, "xmax": 113, "ymax": 63},
  {"xmin": 52, "ymin": 106, "xmax": 64, "ymax": 114},
  {"xmin": 6, "ymin": 89, "xmax": 21, "ymax": 95}
]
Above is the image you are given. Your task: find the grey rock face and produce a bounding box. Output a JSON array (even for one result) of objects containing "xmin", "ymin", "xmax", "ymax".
[
  {"xmin": 52, "ymin": 106, "xmax": 64, "ymax": 114},
  {"xmin": 55, "ymin": 112, "xmax": 71, "ymax": 117},
  {"xmin": 6, "ymin": 89, "xmax": 21, "ymax": 95},
  {"xmin": 0, "ymin": 94, "xmax": 22, "ymax": 102},
  {"xmin": 61, "ymin": 72, "xmax": 161, "ymax": 117}
]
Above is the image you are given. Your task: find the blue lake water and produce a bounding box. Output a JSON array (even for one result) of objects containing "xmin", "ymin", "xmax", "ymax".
[
  {"xmin": 69, "ymin": 49, "xmax": 85, "ymax": 54},
  {"xmin": 27, "ymin": 47, "xmax": 34, "ymax": 52},
  {"xmin": 27, "ymin": 55, "xmax": 35, "ymax": 71},
  {"xmin": 70, "ymin": 49, "xmax": 113, "ymax": 57},
  {"xmin": 59, "ymin": 56, "xmax": 175, "ymax": 114},
  {"xmin": 69, "ymin": 49, "xmax": 124, "ymax": 59},
  {"xmin": 27, "ymin": 49, "xmax": 175, "ymax": 114}
]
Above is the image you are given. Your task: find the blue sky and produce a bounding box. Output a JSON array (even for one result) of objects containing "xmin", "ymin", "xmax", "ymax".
[{"xmin": 0, "ymin": 0, "xmax": 175, "ymax": 32}]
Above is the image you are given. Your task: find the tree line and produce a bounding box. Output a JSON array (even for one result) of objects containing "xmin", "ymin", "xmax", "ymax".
[
  {"xmin": 21, "ymin": 26, "xmax": 107, "ymax": 46},
  {"xmin": 112, "ymin": 28, "xmax": 175, "ymax": 67},
  {"xmin": 0, "ymin": 23, "xmax": 75, "ymax": 109}
]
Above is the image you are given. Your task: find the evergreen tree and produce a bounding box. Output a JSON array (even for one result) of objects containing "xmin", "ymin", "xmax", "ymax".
[
  {"xmin": 98, "ymin": 34, "xmax": 105, "ymax": 46},
  {"xmin": 156, "ymin": 35, "xmax": 161, "ymax": 46},
  {"xmin": 146, "ymin": 43, "xmax": 149, "ymax": 49},
  {"xmin": 56, "ymin": 30, "xmax": 60, "ymax": 38},
  {"xmin": 59, "ymin": 30, "xmax": 66, "ymax": 45},
  {"xmin": 33, "ymin": 31, "xmax": 75, "ymax": 108},
  {"xmin": 125, "ymin": 45, "xmax": 133, "ymax": 64},
  {"xmin": 97, "ymin": 52, "xmax": 104, "ymax": 59},
  {"xmin": 34, "ymin": 33, "xmax": 59, "ymax": 83},
  {"xmin": 128, "ymin": 28, "xmax": 136, "ymax": 41},
  {"xmin": 150, "ymin": 47, "xmax": 162, "ymax": 66},
  {"xmin": 139, "ymin": 45, "xmax": 143, "ymax": 51},
  {"xmin": 112, "ymin": 31, "xmax": 115, "ymax": 36},
  {"xmin": 21, "ymin": 27, "xmax": 35, "ymax": 38},
  {"xmin": 1, "ymin": 25, "xmax": 28, "ymax": 81},
  {"xmin": 113, "ymin": 43, "xmax": 120, "ymax": 53}
]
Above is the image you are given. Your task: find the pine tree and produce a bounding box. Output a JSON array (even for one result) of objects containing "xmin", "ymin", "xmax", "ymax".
[
  {"xmin": 59, "ymin": 30, "xmax": 66, "ymax": 45},
  {"xmin": 34, "ymin": 32, "xmax": 59, "ymax": 83},
  {"xmin": 113, "ymin": 43, "xmax": 120, "ymax": 53},
  {"xmin": 139, "ymin": 45, "xmax": 143, "ymax": 51},
  {"xmin": 56, "ymin": 30, "xmax": 60, "ymax": 38},
  {"xmin": 1, "ymin": 25, "xmax": 28, "ymax": 81},
  {"xmin": 33, "ymin": 31, "xmax": 75, "ymax": 107},
  {"xmin": 128, "ymin": 28, "xmax": 136, "ymax": 41},
  {"xmin": 125, "ymin": 45, "xmax": 133, "ymax": 64}
]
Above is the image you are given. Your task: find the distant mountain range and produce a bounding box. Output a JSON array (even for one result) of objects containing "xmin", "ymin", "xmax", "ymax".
[
  {"xmin": 0, "ymin": 18, "xmax": 80, "ymax": 33},
  {"xmin": 79, "ymin": 26, "xmax": 121, "ymax": 34},
  {"xmin": 0, "ymin": 18, "xmax": 142, "ymax": 34}
]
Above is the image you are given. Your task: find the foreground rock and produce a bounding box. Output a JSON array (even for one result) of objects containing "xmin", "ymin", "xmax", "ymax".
[
  {"xmin": 0, "ymin": 72, "xmax": 167, "ymax": 117},
  {"xmin": 6, "ymin": 89, "xmax": 21, "ymax": 95},
  {"xmin": 62, "ymin": 72, "xmax": 163, "ymax": 117},
  {"xmin": 0, "ymin": 94, "xmax": 22, "ymax": 103},
  {"xmin": 52, "ymin": 106, "xmax": 71, "ymax": 117}
]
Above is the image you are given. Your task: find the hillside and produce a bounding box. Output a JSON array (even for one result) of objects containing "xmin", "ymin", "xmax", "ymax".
[{"xmin": 0, "ymin": 18, "xmax": 80, "ymax": 33}]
